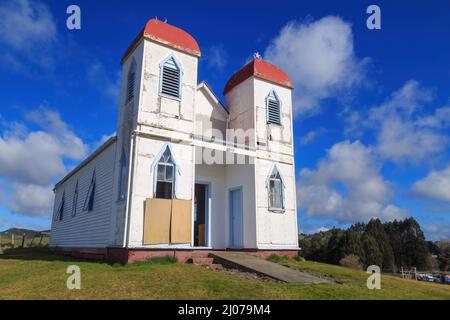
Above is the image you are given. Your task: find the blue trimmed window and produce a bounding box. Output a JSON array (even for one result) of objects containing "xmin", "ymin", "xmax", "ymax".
[
  {"xmin": 71, "ymin": 181, "xmax": 78, "ymax": 217},
  {"xmin": 266, "ymin": 90, "xmax": 281, "ymax": 125},
  {"xmin": 83, "ymin": 171, "xmax": 96, "ymax": 212},
  {"xmin": 57, "ymin": 191, "xmax": 65, "ymax": 221},
  {"xmin": 268, "ymin": 166, "xmax": 284, "ymax": 211},
  {"xmin": 160, "ymin": 56, "xmax": 181, "ymax": 98},
  {"xmin": 155, "ymin": 147, "xmax": 175, "ymax": 199}
]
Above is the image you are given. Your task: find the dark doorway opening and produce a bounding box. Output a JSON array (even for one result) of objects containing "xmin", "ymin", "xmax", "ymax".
[{"xmin": 194, "ymin": 184, "xmax": 207, "ymax": 247}]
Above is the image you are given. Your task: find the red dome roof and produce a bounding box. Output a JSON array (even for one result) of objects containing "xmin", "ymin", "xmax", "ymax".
[
  {"xmin": 121, "ymin": 19, "xmax": 201, "ymax": 64},
  {"xmin": 223, "ymin": 59, "xmax": 294, "ymax": 95}
]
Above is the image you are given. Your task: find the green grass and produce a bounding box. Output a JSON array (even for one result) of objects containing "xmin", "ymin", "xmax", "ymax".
[{"xmin": 0, "ymin": 248, "xmax": 449, "ymax": 300}]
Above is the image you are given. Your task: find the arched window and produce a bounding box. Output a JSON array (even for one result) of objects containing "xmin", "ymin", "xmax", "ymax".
[
  {"xmin": 160, "ymin": 55, "xmax": 181, "ymax": 99},
  {"xmin": 71, "ymin": 181, "xmax": 78, "ymax": 217},
  {"xmin": 57, "ymin": 190, "xmax": 65, "ymax": 221},
  {"xmin": 267, "ymin": 165, "xmax": 284, "ymax": 211},
  {"xmin": 118, "ymin": 148, "xmax": 128, "ymax": 200},
  {"xmin": 83, "ymin": 170, "xmax": 96, "ymax": 212},
  {"xmin": 266, "ymin": 90, "xmax": 281, "ymax": 125},
  {"xmin": 125, "ymin": 59, "xmax": 137, "ymax": 104},
  {"xmin": 155, "ymin": 146, "xmax": 175, "ymax": 199}
]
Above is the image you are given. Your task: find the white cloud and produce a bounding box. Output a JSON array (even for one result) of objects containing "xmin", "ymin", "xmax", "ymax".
[
  {"xmin": 205, "ymin": 44, "xmax": 228, "ymax": 72},
  {"xmin": 92, "ymin": 132, "xmax": 116, "ymax": 150},
  {"xmin": 87, "ymin": 61, "xmax": 121, "ymax": 101},
  {"xmin": 376, "ymin": 117, "xmax": 447, "ymax": 164},
  {"xmin": 0, "ymin": 109, "xmax": 87, "ymax": 185},
  {"xmin": 0, "ymin": 108, "xmax": 88, "ymax": 216},
  {"xmin": 298, "ymin": 140, "xmax": 406, "ymax": 223},
  {"xmin": 7, "ymin": 183, "xmax": 54, "ymax": 217},
  {"xmin": 299, "ymin": 128, "xmax": 327, "ymax": 146},
  {"xmin": 413, "ymin": 164, "xmax": 450, "ymax": 202},
  {"xmin": 348, "ymin": 80, "xmax": 449, "ymax": 165},
  {"xmin": 0, "ymin": 0, "xmax": 56, "ymax": 67},
  {"xmin": 265, "ymin": 16, "xmax": 368, "ymax": 115},
  {"xmin": 423, "ymin": 223, "xmax": 450, "ymax": 241},
  {"xmin": 0, "ymin": 0, "xmax": 56, "ymax": 50},
  {"xmin": 416, "ymin": 106, "xmax": 450, "ymax": 129}
]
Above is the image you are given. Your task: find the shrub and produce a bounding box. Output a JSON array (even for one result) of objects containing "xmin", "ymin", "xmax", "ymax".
[
  {"xmin": 339, "ymin": 255, "xmax": 363, "ymax": 270},
  {"xmin": 293, "ymin": 255, "xmax": 306, "ymax": 262},
  {"xmin": 267, "ymin": 254, "xmax": 289, "ymax": 263}
]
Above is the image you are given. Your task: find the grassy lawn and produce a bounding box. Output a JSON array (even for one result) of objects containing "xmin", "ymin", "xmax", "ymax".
[{"xmin": 0, "ymin": 248, "xmax": 449, "ymax": 300}]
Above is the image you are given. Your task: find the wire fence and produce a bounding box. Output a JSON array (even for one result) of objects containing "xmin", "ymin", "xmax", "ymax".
[{"xmin": 0, "ymin": 233, "xmax": 50, "ymax": 249}]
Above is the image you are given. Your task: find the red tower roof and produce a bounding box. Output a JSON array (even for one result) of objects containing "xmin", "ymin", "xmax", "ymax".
[
  {"xmin": 121, "ymin": 19, "xmax": 201, "ymax": 64},
  {"xmin": 223, "ymin": 59, "xmax": 294, "ymax": 95}
]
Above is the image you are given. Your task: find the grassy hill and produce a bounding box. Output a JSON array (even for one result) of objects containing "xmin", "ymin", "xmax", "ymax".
[{"xmin": 0, "ymin": 248, "xmax": 449, "ymax": 300}]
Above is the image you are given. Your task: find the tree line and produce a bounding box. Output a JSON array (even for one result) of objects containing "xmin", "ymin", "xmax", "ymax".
[{"xmin": 298, "ymin": 217, "xmax": 448, "ymax": 272}]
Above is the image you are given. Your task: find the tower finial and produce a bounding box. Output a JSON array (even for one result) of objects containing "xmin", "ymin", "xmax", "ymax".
[{"xmin": 254, "ymin": 52, "xmax": 262, "ymax": 60}]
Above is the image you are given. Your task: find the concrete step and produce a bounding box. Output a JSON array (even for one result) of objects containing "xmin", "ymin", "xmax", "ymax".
[
  {"xmin": 192, "ymin": 257, "xmax": 214, "ymax": 265},
  {"xmin": 210, "ymin": 252, "xmax": 330, "ymax": 284},
  {"xmin": 191, "ymin": 252, "xmax": 210, "ymax": 258}
]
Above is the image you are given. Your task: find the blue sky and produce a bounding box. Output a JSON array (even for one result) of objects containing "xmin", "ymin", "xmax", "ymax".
[{"xmin": 0, "ymin": 0, "xmax": 449, "ymax": 240}]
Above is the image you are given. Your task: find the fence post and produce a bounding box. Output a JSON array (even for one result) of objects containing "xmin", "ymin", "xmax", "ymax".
[
  {"xmin": 39, "ymin": 235, "xmax": 43, "ymax": 246},
  {"xmin": 21, "ymin": 234, "xmax": 26, "ymax": 248}
]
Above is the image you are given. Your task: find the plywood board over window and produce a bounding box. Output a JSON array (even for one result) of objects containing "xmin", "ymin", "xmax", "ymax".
[
  {"xmin": 171, "ymin": 199, "xmax": 192, "ymax": 244},
  {"xmin": 143, "ymin": 198, "xmax": 172, "ymax": 244}
]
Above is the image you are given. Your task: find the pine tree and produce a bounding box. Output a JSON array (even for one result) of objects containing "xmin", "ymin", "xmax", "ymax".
[
  {"xmin": 362, "ymin": 234, "xmax": 383, "ymax": 268},
  {"xmin": 366, "ymin": 218, "xmax": 395, "ymax": 272}
]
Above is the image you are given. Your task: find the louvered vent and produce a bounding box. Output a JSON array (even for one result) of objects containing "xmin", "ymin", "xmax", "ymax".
[
  {"xmin": 267, "ymin": 92, "xmax": 281, "ymax": 124},
  {"xmin": 126, "ymin": 60, "xmax": 136, "ymax": 103},
  {"xmin": 161, "ymin": 57, "xmax": 181, "ymax": 98}
]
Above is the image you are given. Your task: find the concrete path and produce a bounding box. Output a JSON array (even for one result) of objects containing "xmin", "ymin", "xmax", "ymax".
[{"xmin": 210, "ymin": 252, "xmax": 330, "ymax": 284}]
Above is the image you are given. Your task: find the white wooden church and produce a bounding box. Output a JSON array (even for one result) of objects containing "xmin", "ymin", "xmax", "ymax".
[{"xmin": 49, "ymin": 19, "xmax": 299, "ymax": 263}]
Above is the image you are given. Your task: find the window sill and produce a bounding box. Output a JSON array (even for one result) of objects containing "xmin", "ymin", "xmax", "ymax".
[
  {"xmin": 159, "ymin": 92, "xmax": 181, "ymax": 102},
  {"xmin": 269, "ymin": 208, "xmax": 285, "ymax": 213}
]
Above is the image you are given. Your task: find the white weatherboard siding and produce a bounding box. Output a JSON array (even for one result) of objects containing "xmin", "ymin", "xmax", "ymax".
[
  {"xmin": 50, "ymin": 140, "xmax": 116, "ymax": 248},
  {"xmin": 195, "ymin": 84, "xmax": 227, "ymax": 139}
]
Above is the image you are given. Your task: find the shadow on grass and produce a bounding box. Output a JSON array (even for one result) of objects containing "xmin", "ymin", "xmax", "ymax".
[{"xmin": 0, "ymin": 247, "xmax": 93, "ymax": 264}]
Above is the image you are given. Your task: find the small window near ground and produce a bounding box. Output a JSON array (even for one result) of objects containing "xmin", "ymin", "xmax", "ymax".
[
  {"xmin": 58, "ymin": 191, "xmax": 65, "ymax": 221},
  {"xmin": 267, "ymin": 90, "xmax": 281, "ymax": 125},
  {"xmin": 155, "ymin": 147, "xmax": 175, "ymax": 199},
  {"xmin": 160, "ymin": 56, "xmax": 181, "ymax": 99},
  {"xmin": 71, "ymin": 181, "xmax": 78, "ymax": 217},
  {"xmin": 268, "ymin": 166, "xmax": 284, "ymax": 211},
  {"xmin": 83, "ymin": 170, "xmax": 96, "ymax": 212}
]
